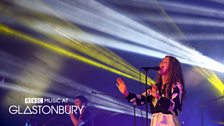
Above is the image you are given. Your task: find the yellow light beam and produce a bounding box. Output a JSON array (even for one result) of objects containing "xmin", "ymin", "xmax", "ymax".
[
  {"xmin": 0, "ymin": 24, "xmax": 141, "ymax": 82},
  {"xmin": 193, "ymin": 67, "xmax": 224, "ymax": 94},
  {"xmin": 0, "ymin": 1, "xmax": 156, "ymax": 85},
  {"xmin": 19, "ymin": 11, "xmax": 154, "ymax": 84},
  {"xmin": 18, "ymin": 9, "xmax": 142, "ymax": 81}
]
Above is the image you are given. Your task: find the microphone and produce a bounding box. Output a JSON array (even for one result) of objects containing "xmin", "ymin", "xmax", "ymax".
[{"xmin": 141, "ymin": 66, "xmax": 160, "ymax": 71}]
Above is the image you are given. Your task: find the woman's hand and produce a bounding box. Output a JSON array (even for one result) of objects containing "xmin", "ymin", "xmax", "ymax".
[
  {"xmin": 116, "ymin": 78, "xmax": 129, "ymax": 97},
  {"xmin": 150, "ymin": 84, "xmax": 160, "ymax": 99}
]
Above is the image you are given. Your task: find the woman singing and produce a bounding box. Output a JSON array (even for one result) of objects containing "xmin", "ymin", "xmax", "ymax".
[{"xmin": 116, "ymin": 56, "xmax": 186, "ymax": 126}]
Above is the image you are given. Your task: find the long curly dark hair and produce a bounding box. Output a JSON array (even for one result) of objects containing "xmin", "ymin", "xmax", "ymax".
[
  {"xmin": 75, "ymin": 95, "xmax": 88, "ymax": 106},
  {"xmin": 156, "ymin": 56, "xmax": 186, "ymax": 100}
]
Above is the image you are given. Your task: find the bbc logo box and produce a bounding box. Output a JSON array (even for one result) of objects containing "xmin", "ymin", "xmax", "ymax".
[{"xmin": 25, "ymin": 98, "xmax": 43, "ymax": 104}]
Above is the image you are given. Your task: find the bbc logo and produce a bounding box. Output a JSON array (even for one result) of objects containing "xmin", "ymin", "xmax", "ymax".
[{"xmin": 25, "ymin": 98, "xmax": 43, "ymax": 104}]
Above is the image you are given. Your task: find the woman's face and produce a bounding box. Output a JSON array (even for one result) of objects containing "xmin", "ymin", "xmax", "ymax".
[
  {"xmin": 159, "ymin": 57, "xmax": 170, "ymax": 75},
  {"xmin": 74, "ymin": 99, "xmax": 82, "ymax": 107}
]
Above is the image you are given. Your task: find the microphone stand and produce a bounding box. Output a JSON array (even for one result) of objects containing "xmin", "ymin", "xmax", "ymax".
[
  {"xmin": 142, "ymin": 68, "xmax": 150, "ymax": 126},
  {"xmin": 134, "ymin": 105, "xmax": 136, "ymax": 126}
]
